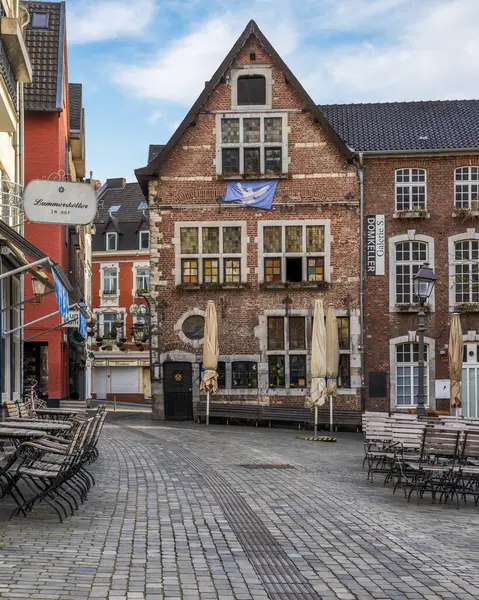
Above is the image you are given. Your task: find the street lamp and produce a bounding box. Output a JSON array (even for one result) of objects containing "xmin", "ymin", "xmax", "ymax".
[
  {"xmin": 413, "ymin": 262, "xmax": 437, "ymax": 416},
  {"xmin": 31, "ymin": 268, "xmax": 48, "ymax": 303}
]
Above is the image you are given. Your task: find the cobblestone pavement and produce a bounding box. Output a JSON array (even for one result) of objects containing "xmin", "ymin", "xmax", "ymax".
[{"xmin": 0, "ymin": 411, "xmax": 477, "ymax": 599}]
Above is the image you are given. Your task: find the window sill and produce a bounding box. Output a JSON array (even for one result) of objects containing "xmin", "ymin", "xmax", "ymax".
[
  {"xmin": 393, "ymin": 211, "xmax": 430, "ymax": 220},
  {"xmin": 135, "ymin": 290, "xmax": 150, "ymax": 297},
  {"xmin": 218, "ymin": 173, "xmax": 288, "ymax": 181},
  {"xmin": 177, "ymin": 282, "xmax": 250, "ymax": 291},
  {"xmin": 454, "ymin": 303, "xmax": 479, "ymax": 314},
  {"xmin": 394, "ymin": 304, "xmax": 431, "ymax": 313},
  {"xmin": 452, "ymin": 209, "xmax": 479, "ymax": 220},
  {"xmin": 260, "ymin": 281, "xmax": 330, "ymax": 290}
]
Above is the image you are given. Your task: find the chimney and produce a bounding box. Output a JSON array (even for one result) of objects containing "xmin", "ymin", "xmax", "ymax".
[{"xmin": 105, "ymin": 178, "xmax": 126, "ymax": 190}]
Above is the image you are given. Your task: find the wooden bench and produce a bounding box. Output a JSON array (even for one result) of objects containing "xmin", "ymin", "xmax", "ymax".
[
  {"xmin": 260, "ymin": 406, "xmax": 311, "ymax": 429},
  {"xmin": 317, "ymin": 409, "xmax": 362, "ymax": 431},
  {"xmin": 196, "ymin": 401, "xmax": 261, "ymax": 425}
]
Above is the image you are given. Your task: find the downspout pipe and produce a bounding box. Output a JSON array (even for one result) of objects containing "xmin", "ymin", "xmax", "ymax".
[{"xmin": 356, "ymin": 152, "xmax": 366, "ymax": 411}]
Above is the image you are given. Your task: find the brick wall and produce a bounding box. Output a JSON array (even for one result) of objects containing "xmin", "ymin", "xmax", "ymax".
[
  {"xmin": 363, "ymin": 154, "xmax": 479, "ymax": 412},
  {"xmin": 148, "ymin": 34, "xmax": 362, "ymax": 415}
]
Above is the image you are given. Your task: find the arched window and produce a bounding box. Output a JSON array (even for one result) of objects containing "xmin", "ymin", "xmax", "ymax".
[
  {"xmin": 396, "ymin": 342, "xmax": 428, "ymax": 406},
  {"xmin": 395, "ymin": 241, "xmax": 428, "ymax": 304},
  {"xmin": 455, "ymin": 166, "xmax": 479, "ymax": 209},
  {"xmin": 237, "ymin": 75, "xmax": 266, "ymax": 105},
  {"xmin": 395, "ymin": 168, "xmax": 426, "ymax": 211},
  {"xmin": 454, "ymin": 240, "xmax": 479, "ymax": 304}
]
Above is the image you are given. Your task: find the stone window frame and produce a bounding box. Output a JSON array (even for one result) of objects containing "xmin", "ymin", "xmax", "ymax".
[
  {"xmin": 173, "ymin": 221, "xmax": 248, "ymax": 286},
  {"xmin": 215, "ymin": 112, "xmax": 288, "ymax": 176},
  {"xmin": 265, "ymin": 314, "xmax": 308, "ymax": 390},
  {"xmin": 105, "ymin": 231, "xmax": 118, "ymax": 251},
  {"xmin": 94, "ymin": 308, "xmax": 126, "ymax": 341},
  {"xmin": 388, "ymin": 231, "xmax": 436, "ymax": 313},
  {"xmin": 448, "ymin": 229, "xmax": 479, "ymax": 311},
  {"xmin": 257, "ymin": 220, "xmax": 331, "ymax": 284},
  {"xmin": 389, "ymin": 333, "xmax": 436, "ymax": 411},
  {"xmin": 175, "ymin": 308, "xmax": 206, "ymax": 349},
  {"xmin": 100, "ymin": 262, "xmax": 119, "ymax": 299},
  {"xmin": 454, "ymin": 166, "xmax": 479, "ymax": 209},
  {"xmin": 230, "ymin": 66, "xmax": 273, "ymax": 111},
  {"xmin": 394, "ymin": 168, "xmax": 427, "ymax": 212}
]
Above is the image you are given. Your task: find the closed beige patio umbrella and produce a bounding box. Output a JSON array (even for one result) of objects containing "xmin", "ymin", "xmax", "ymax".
[
  {"xmin": 449, "ymin": 312, "xmax": 463, "ymax": 412},
  {"xmin": 200, "ymin": 300, "xmax": 218, "ymax": 425},
  {"xmin": 310, "ymin": 298, "xmax": 327, "ymax": 437},
  {"xmin": 326, "ymin": 304, "xmax": 339, "ymax": 432}
]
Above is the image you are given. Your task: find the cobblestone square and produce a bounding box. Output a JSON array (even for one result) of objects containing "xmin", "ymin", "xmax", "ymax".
[{"xmin": 0, "ymin": 411, "xmax": 477, "ymax": 599}]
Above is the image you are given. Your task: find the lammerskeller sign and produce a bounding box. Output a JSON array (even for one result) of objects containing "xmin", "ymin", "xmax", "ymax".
[{"xmin": 23, "ymin": 180, "xmax": 97, "ymax": 225}]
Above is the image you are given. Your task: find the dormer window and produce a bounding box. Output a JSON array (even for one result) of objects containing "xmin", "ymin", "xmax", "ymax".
[
  {"xmin": 106, "ymin": 232, "xmax": 118, "ymax": 251},
  {"xmin": 139, "ymin": 231, "xmax": 150, "ymax": 250},
  {"xmin": 237, "ymin": 75, "xmax": 266, "ymax": 105}
]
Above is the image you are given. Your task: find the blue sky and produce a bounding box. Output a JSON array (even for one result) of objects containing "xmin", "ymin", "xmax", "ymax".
[{"xmin": 66, "ymin": 0, "xmax": 479, "ymax": 184}]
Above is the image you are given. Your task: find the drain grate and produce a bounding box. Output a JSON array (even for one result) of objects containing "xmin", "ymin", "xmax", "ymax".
[{"xmin": 239, "ymin": 463, "xmax": 295, "ymax": 470}]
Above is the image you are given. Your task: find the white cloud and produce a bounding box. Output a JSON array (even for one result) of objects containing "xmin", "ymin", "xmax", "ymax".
[
  {"xmin": 112, "ymin": 12, "xmax": 298, "ymax": 105},
  {"xmin": 303, "ymin": 0, "xmax": 479, "ymax": 103},
  {"xmin": 67, "ymin": 0, "xmax": 156, "ymax": 45}
]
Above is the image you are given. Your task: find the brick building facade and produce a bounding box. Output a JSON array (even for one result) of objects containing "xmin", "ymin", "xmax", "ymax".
[
  {"xmin": 325, "ymin": 101, "xmax": 479, "ymax": 415},
  {"xmin": 90, "ymin": 178, "xmax": 151, "ymax": 403},
  {"xmin": 136, "ymin": 21, "xmax": 362, "ymax": 421}
]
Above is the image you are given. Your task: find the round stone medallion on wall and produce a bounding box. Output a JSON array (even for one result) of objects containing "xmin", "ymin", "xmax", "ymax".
[{"xmin": 175, "ymin": 308, "xmax": 206, "ymax": 348}]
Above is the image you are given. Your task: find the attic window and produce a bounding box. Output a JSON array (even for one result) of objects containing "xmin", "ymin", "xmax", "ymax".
[
  {"xmin": 109, "ymin": 205, "xmax": 121, "ymax": 214},
  {"xmin": 137, "ymin": 201, "xmax": 148, "ymax": 211},
  {"xmin": 31, "ymin": 12, "xmax": 50, "ymax": 29},
  {"xmin": 237, "ymin": 75, "xmax": 266, "ymax": 106}
]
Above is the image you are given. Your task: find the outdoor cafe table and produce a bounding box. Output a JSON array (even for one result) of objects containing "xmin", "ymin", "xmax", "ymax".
[
  {"xmin": 34, "ymin": 408, "xmax": 84, "ymax": 421},
  {"xmin": 0, "ymin": 426, "xmax": 45, "ymax": 447},
  {"xmin": 2, "ymin": 420, "xmax": 72, "ymax": 435}
]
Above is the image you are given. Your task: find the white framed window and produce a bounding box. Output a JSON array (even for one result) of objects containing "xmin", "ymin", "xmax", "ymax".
[
  {"xmin": 395, "ymin": 168, "xmax": 427, "ymax": 211},
  {"xmin": 136, "ymin": 267, "xmax": 149, "ymax": 292},
  {"xmin": 395, "ymin": 241, "xmax": 428, "ymax": 304},
  {"xmin": 176, "ymin": 222, "xmax": 246, "ymax": 285},
  {"xmin": 139, "ymin": 231, "xmax": 150, "ymax": 250},
  {"xmin": 216, "ymin": 113, "xmax": 288, "ymax": 175},
  {"xmin": 454, "ymin": 240, "xmax": 479, "ymax": 304},
  {"xmin": 455, "ymin": 167, "xmax": 479, "ymax": 209},
  {"xmin": 103, "ymin": 313, "xmax": 118, "ymax": 338},
  {"xmin": 106, "ymin": 232, "xmax": 118, "ymax": 251},
  {"xmin": 396, "ymin": 343, "xmax": 429, "ymax": 406},
  {"xmin": 102, "ymin": 267, "xmax": 118, "ymax": 294},
  {"xmin": 259, "ymin": 221, "xmax": 330, "ymax": 284}
]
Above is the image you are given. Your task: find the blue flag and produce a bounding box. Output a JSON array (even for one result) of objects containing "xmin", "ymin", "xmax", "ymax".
[
  {"xmin": 78, "ymin": 310, "xmax": 87, "ymax": 341},
  {"xmin": 222, "ymin": 181, "xmax": 278, "ymax": 210},
  {"xmin": 52, "ymin": 270, "xmax": 69, "ymax": 322}
]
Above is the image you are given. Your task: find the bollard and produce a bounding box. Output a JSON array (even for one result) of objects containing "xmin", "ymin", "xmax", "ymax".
[{"xmin": 113, "ymin": 395, "xmax": 116, "ymax": 411}]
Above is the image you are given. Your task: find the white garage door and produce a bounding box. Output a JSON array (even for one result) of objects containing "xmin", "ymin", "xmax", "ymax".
[
  {"xmin": 111, "ymin": 367, "xmax": 139, "ymax": 394},
  {"xmin": 95, "ymin": 367, "xmax": 107, "ymax": 399}
]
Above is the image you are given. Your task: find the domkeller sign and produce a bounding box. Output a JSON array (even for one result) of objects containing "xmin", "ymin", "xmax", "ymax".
[
  {"xmin": 23, "ymin": 180, "xmax": 97, "ymax": 225},
  {"xmin": 366, "ymin": 215, "xmax": 385, "ymax": 275}
]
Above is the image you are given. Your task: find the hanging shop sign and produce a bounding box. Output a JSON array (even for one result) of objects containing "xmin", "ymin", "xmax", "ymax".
[
  {"xmin": 366, "ymin": 215, "xmax": 385, "ymax": 275},
  {"xmin": 23, "ymin": 180, "xmax": 97, "ymax": 225}
]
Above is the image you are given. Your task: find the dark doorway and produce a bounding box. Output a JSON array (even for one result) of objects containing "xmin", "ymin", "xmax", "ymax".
[{"xmin": 164, "ymin": 362, "xmax": 193, "ymax": 420}]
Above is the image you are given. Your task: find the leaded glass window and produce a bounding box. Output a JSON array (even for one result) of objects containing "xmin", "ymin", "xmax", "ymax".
[
  {"xmin": 243, "ymin": 118, "xmax": 260, "ymax": 143},
  {"xmin": 203, "ymin": 259, "xmax": 219, "ymax": 283},
  {"xmin": 268, "ymin": 317, "xmax": 284, "ymax": 350},
  {"xmin": 224, "ymin": 259, "xmax": 241, "ymax": 283},
  {"xmin": 265, "ymin": 148, "xmax": 282, "ymax": 173},
  {"xmin": 268, "ymin": 356, "xmax": 285, "ymax": 388},
  {"xmin": 264, "ymin": 118, "xmax": 282, "ymax": 143},
  {"xmin": 289, "ymin": 317, "xmax": 305, "ymax": 349},
  {"xmin": 202, "ymin": 228, "xmax": 219, "ymax": 254},
  {"xmin": 263, "ymin": 226, "xmax": 282, "ymax": 253},
  {"xmin": 232, "ymin": 361, "xmax": 258, "ymax": 388},
  {"xmin": 290, "ymin": 355, "xmax": 306, "ymax": 387},
  {"xmin": 222, "ymin": 148, "xmax": 239, "ymax": 174},
  {"xmin": 264, "ymin": 258, "xmax": 281, "ymax": 282},
  {"xmin": 307, "ymin": 257, "xmax": 324, "ymax": 282},
  {"xmin": 181, "ymin": 259, "xmax": 198, "ymax": 284},
  {"xmin": 221, "ymin": 118, "xmax": 239, "ymax": 143},
  {"xmin": 286, "ymin": 226, "xmax": 302, "ymax": 253},
  {"xmin": 306, "ymin": 225, "xmax": 325, "ymax": 252},
  {"xmin": 223, "ymin": 227, "xmax": 241, "ymax": 253},
  {"xmin": 181, "ymin": 227, "xmax": 198, "ymax": 254},
  {"xmin": 244, "ymin": 147, "xmax": 260, "ymax": 172}
]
